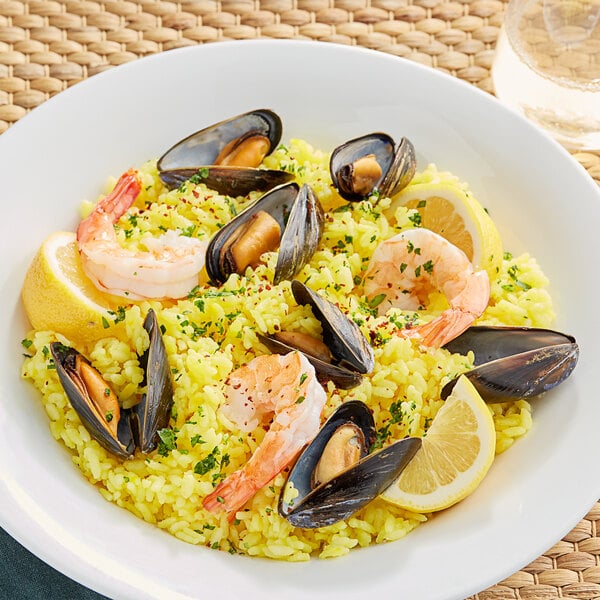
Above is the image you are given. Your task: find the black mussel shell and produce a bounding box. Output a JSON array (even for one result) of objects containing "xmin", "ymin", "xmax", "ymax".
[
  {"xmin": 273, "ymin": 184, "xmax": 324, "ymax": 285},
  {"xmin": 51, "ymin": 309, "xmax": 174, "ymax": 459},
  {"xmin": 257, "ymin": 333, "xmax": 363, "ymax": 389},
  {"xmin": 158, "ymin": 166, "xmax": 294, "ymax": 196},
  {"xmin": 205, "ymin": 181, "xmax": 298, "ymax": 283},
  {"xmin": 205, "ymin": 182, "xmax": 324, "ymax": 285},
  {"xmin": 330, "ymin": 132, "xmax": 416, "ymax": 202},
  {"xmin": 157, "ymin": 109, "xmax": 289, "ymax": 194},
  {"xmin": 158, "ymin": 109, "xmax": 282, "ymax": 172},
  {"xmin": 291, "ymin": 280, "xmax": 375, "ymax": 375},
  {"xmin": 441, "ymin": 326, "xmax": 579, "ymax": 402},
  {"xmin": 50, "ymin": 342, "xmax": 135, "ymax": 459},
  {"xmin": 279, "ymin": 401, "xmax": 421, "ymax": 528},
  {"xmin": 378, "ymin": 136, "xmax": 417, "ymax": 198},
  {"xmin": 131, "ymin": 309, "xmax": 174, "ymax": 453}
]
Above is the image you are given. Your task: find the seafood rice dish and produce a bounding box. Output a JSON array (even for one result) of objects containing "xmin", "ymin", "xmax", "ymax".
[{"xmin": 20, "ymin": 110, "xmax": 578, "ymax": 560}]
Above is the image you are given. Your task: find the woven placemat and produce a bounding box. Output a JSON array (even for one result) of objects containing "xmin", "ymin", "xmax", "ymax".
[
  {"xmin": 1, "ymin": 2, "xmax": 599, "ymax": 599},
  {"xmin": 1, "ymin": 0, "xmax": 598, "ymax": 185}
]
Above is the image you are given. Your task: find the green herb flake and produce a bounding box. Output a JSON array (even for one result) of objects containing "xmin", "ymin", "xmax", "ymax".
[
  {"xmin": 408, "ymin": 211, "xmax": 422, "ymax": 226},
  {"xmin": 422, "ymin": 259, "xmax": 434, "ymax": 274},
  {"xmin": 368, "ymin": 293, "xmax": 387, "ymax": 308},
  {"xmin": 157, "ymin": 428, "xmax": 177, "ymax": 457},
  {"xmin": 180, "ymin": 224, "xmax": 196, "ymax": 237},
  {"xmin": 21, "ymin": 338, "xmax": 33, "ymax": 349},
  {"xmin": 107, "ymin": 306, "xmax": 127, "ymax": 324},
  {"xmin": 189, "ymin": 167, "xmax": 210, "ymax": 184},
  {"xmin": 194, "ymin": 446, "xmax": 220, "ymax": 475}
]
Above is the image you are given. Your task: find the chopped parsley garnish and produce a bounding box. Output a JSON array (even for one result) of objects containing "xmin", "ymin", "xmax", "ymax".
[
  {"xmin": 368, "ymin": 293, "xmax": 387, "ymax": 308},
  {"xmin": 408, "ymin": 211, "xmax": 422, "ymax": 226},
  {"xmin": 188, "ymin": 167, "xmax": 210, "ymax": 184},
  {"xmin": 157, "ymin": 428, "xmax": 177, "ymax": 457},
  {"xmin": 107, "ymin": 306, "xmax": 126, "ymax": 325},
  {"xmin": 180, "ymin": 224, "xmax": 196, "ymax": 237},
  {"xmin": 190, "ymin": 434, "xmax": 204, "ymax": 447},
  {"xmin": 194, "ymin": 446, "xmax": 220, "ymax": 475},
  {"xmin": 422, "ymin": 259, "xmax": 434, "ymax": 274},
  {"xmin": 507, "ymin": 263, "xmax": 532, "ymax": 291}
]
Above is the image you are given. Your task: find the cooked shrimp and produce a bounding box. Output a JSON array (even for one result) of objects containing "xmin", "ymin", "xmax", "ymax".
[
  {"xmin": 77, "ymin": 169, "xmax": 207, "ymax": 300},
  {"xmin": 203, "ymin": 351, "xmax": 327, "ymax": 517},
  {"xmin": 363, "ymin": 228, "xmax": 490, "ymax": 348}
]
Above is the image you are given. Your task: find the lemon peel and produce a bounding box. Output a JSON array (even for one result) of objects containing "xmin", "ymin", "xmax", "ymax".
[
  {"xmin": 387, "ymin": 173, "xmax": 504, "ymax": 281},
  {"xmin": 380, "ymin": 375, "xmax": 496, "ymax": 512},
  {"xmin": 21, "ymin": 231, "xmax": 128, "ymax": 346}
]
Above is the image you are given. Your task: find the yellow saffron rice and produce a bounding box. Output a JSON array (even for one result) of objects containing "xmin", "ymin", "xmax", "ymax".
[{"xmin": 21, "ymin": 139, "xmax": 554, "ymax": 560}]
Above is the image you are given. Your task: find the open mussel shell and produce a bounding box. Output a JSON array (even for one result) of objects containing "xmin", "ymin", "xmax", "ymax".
[
  {"xmin": 274, "ymin": 184, "xmax": 324, "ymax": 285},
  {"xmin": 205, "ymin": 182, "xmax": 324, "ymax": 285},
  {"xmin": 291, "ymin": 280, "xmax": 375, "ymax": 375},
  {"xmin": 330, "ymin": 133, "xmax": 417, "ymax": 202},
  {"xmin": 157, "ymin": 109, "xmax": 291, "ymax": 195},
  {"xmin": 441, "ymin": 326, "xmax": 579, "ymax": 402},
  {"xmin": 50, "ymin": 342, "xmax": 135, "ymax": 459},
  {"xmin": 50, "ymin": 309, "xmax": 174, "ymax": 458},
  {"xmin": 279, "ymin": 401, "xmax": 421, "ymax": 528},
  {"xmin": 157, "ymin": 166, "xmax": 293, "ymax": 197},
  {"xmin": 130, "ymin": 309, "xmax": 174, "ymax": 453},
  {"xmin": 257, "ymin": 333, "xmax": 363, "ymax": 389}
]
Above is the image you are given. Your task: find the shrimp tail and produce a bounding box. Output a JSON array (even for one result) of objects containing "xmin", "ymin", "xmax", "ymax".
[
  {"xmin": 203, "ymin": 470, "xmax": 257, "ymax": 518},
  {"xmin": 77, "ymin": 169, "xmax": 141, "ymax": 243},
  {"xmin": 402, "ymin": 307, "xmax": 478, "ymax": 349}
]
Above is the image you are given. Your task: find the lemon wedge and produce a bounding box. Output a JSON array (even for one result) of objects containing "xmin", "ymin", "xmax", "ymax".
[
  {"xmin": 380, "ymin": 375, "xmax": 496, "ymax": 512},
  {"xmin": 387, "ymin": 177, "xmax": 503, "ymax": 281},
  {"xmin": 21, "ymin": 231, "xmax": 128, "ymax": 345}
]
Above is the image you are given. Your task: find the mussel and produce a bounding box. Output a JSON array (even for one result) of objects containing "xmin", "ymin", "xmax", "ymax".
[
  {"xmin": 205, "ymin": 183, "xmax": 324, "ymax": 285},
  {"xmin": 279, "ymin": 400, "xmax": 421, "ymax": 528},
  {"xmin": 258, "ymin": 280, "xmax": 375, "ymax": 389},
  {"xmin": 441, "ymin": 326, "xmax": 579, "ymax": 402},
  {"xmin": 330, "ymin": 133, "xmax": 417, "ymax": 202},
  {"xmin": 130, "ymin": 309, "xmax": 175, "ymax": 453},
  {"xmin": 50, "ymin": 309, "xmax": 174, "ymax": 458},
  {"xmin": 157, "ymin": 109, "xmax": 293, "ymax": 196}
]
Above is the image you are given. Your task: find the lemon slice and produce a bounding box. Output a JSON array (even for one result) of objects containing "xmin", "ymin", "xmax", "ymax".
[
  {"xmin": 21, "ymin": 231, "xmax": 128, "ymax": 345},
  {"xmin": 387, "ymin": 179, "xmax": 503, "ymax": 280},
  {"xmin": 380, "ymin": 375, "xmax": 496, "ymax": 512}
]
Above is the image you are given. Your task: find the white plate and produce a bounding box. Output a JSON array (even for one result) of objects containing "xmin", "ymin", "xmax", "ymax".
[{"xmin": 1, "ymin": 40, "xmax": 599, "ymax": 600}]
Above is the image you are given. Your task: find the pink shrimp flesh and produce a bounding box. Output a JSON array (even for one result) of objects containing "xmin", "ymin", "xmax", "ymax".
[
  {"xmin": 363, "ymin": 228, "xmax": 490, "ymax": 348},
  {"xmin": 203, "ymin": 351, "xmax": 327, "ymax": 518},
  {"xmin": 77, "ymin": 169, "xmax": 207, "ymax": 300}
]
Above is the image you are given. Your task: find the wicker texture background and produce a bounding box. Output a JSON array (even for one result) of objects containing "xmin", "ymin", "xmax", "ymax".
[{"xmin": 1, "ymin": 2, "xmax": 599, "ymax": 599}]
